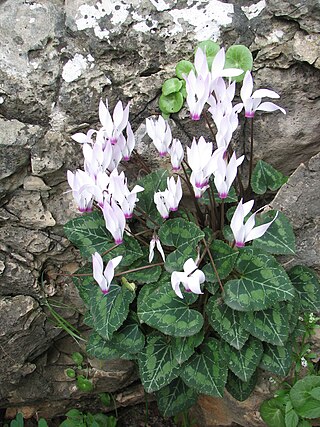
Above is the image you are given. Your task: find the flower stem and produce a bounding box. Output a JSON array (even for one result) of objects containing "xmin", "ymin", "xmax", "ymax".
[
  {"xmin": 220, "ymin": 199, "xmax": 225, "ymax": 234},
  {"xmin": 203, "ymin": 110, "xmax": 216, "ymax": 141},
  {"xmin": 202, "ymin": 238, "xmax": 223, "ymax": 292},
  {"xmin": 247, "ymin": 117, "xmax": 254, "ymax": 194},
  {"xmin": 115, "ymin": 262, "xmax": 164, "ymax": 277},
  {"xmin": 101, "ymin": 243, "xmax": 120, "ymax": 257},
  {"xmin": 181, "ymin": 161, "xmax": 204, "ymax": 225},
  {"xmin": 133, "ymin": 149, "xmax": 151, "ymax": 173}
]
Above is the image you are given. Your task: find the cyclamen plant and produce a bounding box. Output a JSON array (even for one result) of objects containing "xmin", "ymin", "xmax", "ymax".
[{"xmin": 64, "ymin": 42, "xmax": 320, "ymax": 419}]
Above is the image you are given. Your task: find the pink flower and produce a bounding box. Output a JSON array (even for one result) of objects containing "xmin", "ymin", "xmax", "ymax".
[
  {"xmin": 214, "ymin": 152, "xmax": 244, "ymax": 199},
  {"xmin": 149, "ymin": 235, "xmax": 165, "ymax": 263},
  {"xmin": 92, "ymin": 252, "xmax": 122, "ymax": 294},
  {"xmin": 169, "ymin": 138, "xmax": 184, "ymax": 171}
]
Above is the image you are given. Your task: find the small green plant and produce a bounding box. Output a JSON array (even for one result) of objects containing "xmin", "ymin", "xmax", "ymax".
[
  {"xmin": 65, "ymin": 351, "xmax": 94, "ymax": 392},
  {"xmin": 4, "ymin": 413, "xmax": 48, "ymax": 427},
  {"xmin": 159, "ymin": 40, "xmax": 253, "ymax": 116},
  {"xmin": 59, "ymin": 409, "xmax": 117, "ymax": 427},
  {"xmin": 260, "ymin": 313, "xmax": 320, "ymax": 427}
]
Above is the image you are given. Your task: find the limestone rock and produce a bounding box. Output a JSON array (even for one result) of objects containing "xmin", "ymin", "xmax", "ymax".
[{"xmin": 271, "ymin": 152, "xmax": 320, "ymax": 273}]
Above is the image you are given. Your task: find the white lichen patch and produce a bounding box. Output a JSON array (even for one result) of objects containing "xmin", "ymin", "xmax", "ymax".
[
  {"xmin": 241, "ymin": 0, "xmax": 266, "ymax": 20},
  {"xmin": 75, "ymin": 0, "xmax": 130, "ymax": 40},
  {"xmin": 149, "ymin": 0, "xmax": 170, "ymax": 11},
  {"xmin": 167, "ymin": 0, "xmax": 234, "ymax": 41},
  {"xmin": 267, "ymin": 29, "xmax": 284, "ymax": 43},
  {"xmin": 132, "ymin": 11, "xmax": 158, "ymax": 33},
  {"xmin": 62, "ymin": 54, "xmax": 95, "ymax": 83}
]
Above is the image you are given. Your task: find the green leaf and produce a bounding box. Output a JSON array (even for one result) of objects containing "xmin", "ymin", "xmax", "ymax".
[
  {"xmin": 252, "ymin": 211, "xmax": 296, "ymax": 255},
  {"xmin": 65, "ymin": 210, "xmax": 143, "ymax": 264},
  {"xmin": 226, "ymin": 370, "xmax": 257, "ymax": 402},
  {"xmin": 290, "ymin": 376, "xmax": 320, "ymax": 419},
  {"xmin": 73, "ymin": 266, "xmax": 94, "ymax": 306},
  {"xmin": 285, "ymin": 401, "xmax": 300, "ymax": 427},
  {"xmin": 310, "ymin": 387, "xmax": 320, "ymax": 401},
  {"xmin": 11, "ymin": 413, "xmax": 24, "ymax": 427},
  {"xmin": 72, "ymin": 352, "xmax": 84, "ymax": 365},
  {"xmin": 179, "ymin": 79, "xmax": 187, "ymax": 98},
  {"xmin": 224, "ymin": 248, "xmax": 295, "ymax": 311},
  {"xmin": 158, "ymin": 218, "xmax": 204, "ymax": 273},
  {"xmin": 76, "ymin": 375, "xmax": 94, "ymax": 392},
  {"xmin": 225, "ymin": 45, "xmax": 253, "ymax": 82},
  {"xmin": 86, "ymin": 330, "xmax": 134, "ymax": 360},
  {"xmin": 175, "ymin": 60, "xmax": 195, "ymax": 79},
  {"xmin": 206, "ymin": 297, "xmax": 249, "ymax": 350},
  {"xmin": 171, "ymin": 331, "xmax": 204, "ymax": 365},
  {"xmin": 196, "ymin": 40, "xmax": 220, "ymax": 68},
  {"xmin": 137, "ymin": 169, "xmax": 169, "ymax": 226},
  {"xmin": 251, "ymin": 160, "xmax": 287, "ymax": 195},
  {"xmin": 259, "ymin": 344, "xmax": 292, "ymax": 376},
  {"xmin": 125, "ymin": 260, "xmax": 161, "ymax": 284},
  {"xmin": 138, "ymin": 333, "xmax": 180, "ymax": 392},
  {"xmin": 138, "ymin": 281, "xmax": 203, "ymax": 337},
  {"xmin": 162, "ymin": 78, "xmax": 182, "ymax": 96},
  {"xmin": 64, "ymin": 211, "xmax": 112, "ymax": 258},
  {"xmin": 109, "ymin": 315, "xmax": 145, "ymax": 353},
  {"xmin": 202, "ymin": 239, "xmax": 238, "ymax": 282},
  {"xmin": 260, "ymin": 398, "xmax": 286, "ymax": 427},
  {"xmin": 88, "ymin": 284, "xmax": 135, "ymax": 340},
  {"xmin": 288, "ymin": 265, "xmax": 320, "ymax": 312},
  {"xmin": 180, "ymin": 338, "xmax": 228, "ymax": 397},
  {"xmin": 38, "ymin": 419, "xmax": 48, "ymax": 427},
  {"xmin": 241, "ymin": 302, "xmax": 290, "ymax": 346},
  {"xmin": 159, "ymin": 92, "xmax": 184, "ymax": 114},
  {"xmin": 156, "ymin": 377, "xmax": 198, "ymax": 417},
  {"xmin": 297, "ymin": 421, "xmax": 312, "ymax": 427},
  {"xmin": 226, "ymin": 336, "xmax": 263, "ymax": 382}
]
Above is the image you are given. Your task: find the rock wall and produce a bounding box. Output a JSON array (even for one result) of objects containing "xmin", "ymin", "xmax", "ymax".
[{"xmin": 0, "ymin": 0, "xmax": 319, "ymax": 423}]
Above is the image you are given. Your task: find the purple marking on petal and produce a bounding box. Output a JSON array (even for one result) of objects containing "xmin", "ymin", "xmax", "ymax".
[
  {"xmin": 219, "ymin": 193, "xmax": 227, "ymax": 199},
  {"xmin": 101, "ymin": 289, "xmax": 109, "ymax": 295},
  {"xmin": 185, "ymin": 288, "xmax": 191, "ymax": 292},
  {"xmin": 110, "ymin": 137, "xmax": 117, "ymax": 145},
  {"xmin": 191, "ymin": 114, "xmax": 201, "ymax": 121},
  {"xmin": 235, "ymin": 241, "xmax": 245, "ymax": 248},
  {"xmin": 245, "ymin": 111, "xmax": 255, "ymax": 118},
  {"xmin": 123, "ymin": 156, "xmax": 130, "ymax": 161},
  {"xmin": 159, "ymin": 151, "xmax": 168, "ymax": 157},
  {"xmin": 172, "ymin": 166, "xmax": 181, "ymax": 171},
  {"xmin": 125, "ymin": 213, "xmax": 133, "ymax": 219},
  {"xmin": 115, "ymin": 239, "xmax": 123, "ymax": 245},
  {"xmin": 79, "ymin": 207, "xmax": 86, "ymax": 212},
  {"xmin": 170, "ymin": 207, "xmax": 178, "ymax": 212}
]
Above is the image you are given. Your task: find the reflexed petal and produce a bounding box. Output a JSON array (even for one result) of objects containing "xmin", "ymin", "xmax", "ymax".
[
  {"xmin": 240, "ymin": 71, "xmax": 253, "ymax": 102},
  {"xmin": 256, "ymin": 102, "xmax": 286, "ymax": 114},
  {"xmin": 252, "ymin": 89, "xmax": 280, "ymax": 99}
]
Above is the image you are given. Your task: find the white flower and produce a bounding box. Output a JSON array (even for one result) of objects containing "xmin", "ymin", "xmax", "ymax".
[
  {"xmin": 300, "ymin": 357, "xmax": 308, "ymax": 368},
  {"xmin": 239, "ymin": 71, "xmax": 286, "ymax": 118},
  {"xmin": 149, "ymin": 235, "xmax": 166, "ymax": 263},
  {"xmin": 171, "ymin": 258, "xmax": 205, "ymax": 299},
  {"xmin": 230, "ymin": 199, "xmax": 278, "ymax": 247},
  {"xmin": 92, "ymin": 252, "xmax": 122, "ymax": 294},
  {"xmin": 99, "ymin": 98, "xmax": 130, "ymax": 144},
  {"xmin": 146, "ymin": 116, "xmax": 172, "ymax": 157}
]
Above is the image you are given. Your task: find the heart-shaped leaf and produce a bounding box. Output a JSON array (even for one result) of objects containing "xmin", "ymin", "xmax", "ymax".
[
  {"xmin": 288, "ymin": 265, "xmax": 320, "ymax": 312},
  {"xmin": 162, "ymin": 78, "xmax": 182, "ymax": 96},
  {"xmin": 226, "ymin": 370, "xmax": 258, "ymax": 402},
  {"xmin": 290, "ymin": 376, "xmax": 320, "ymax": 419},
  {"xmin": 175, "ymin": 60, "xmax": 195, "ymax": 79},
  {"xmin": 260, "ymin": 398, "xmax": 286, "ymax": 427},
  {"xmin": 180, "ymin": 338, "xmax": 228, "ymax": 397},
  {"xmin": 159, "ymin": 218, "xmax": 204, "ymax": 272},
  {"xmin": 241, "ymin": 302, "xmax": 290, "ymax": 346},
  {"xmin": 259, "ymin": 344, "xmax": 292, "ymax": 376},
  {"xmin": 159, "ymin": 92, "xmax": 184, "ymax": 114},
  {"xmin": 88, "ymin": 284, "xmax": 135, "ymax": 340},
  {"xmin": 138, "ymin": 281, "xmax": 203, "ymax": 337},
  {"xmin": 226, "ymin": 336, "xmax": 263, "ymax": 382},
  {"xmin": 225, "ymin": 45, "xmax": 253, "ymax": 82},
  {"xmin": 202, "ymin": 239, "xmax": 238, "ymax": 282},
  {"xmin": 252, "ymin": 211, "xmax": 295, "ymax": 255},
  {"xmin": 138, "ymin": 333, "xmax": 181, "ymax": 392},
  {"xmin": 224, "ymin": 248, "xmax": 295, "ymax": 311},
  {"xmin": 86, "ymin": 330, "xmax": 135, "ymax": 360},
  {"xmin": 156, "ymin": 378, "xmax": 198, "ymax": 417},
  {"xmin": 171, "ymin": 331, "xmax": 204, "ymax": 365},
  {"xmin": 206, "ymin": 297, "xmax": 249, "ymax": 350},
  {"xmin": 251, "ymin": 160, "xmax": 287, "ymax": 195}
]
